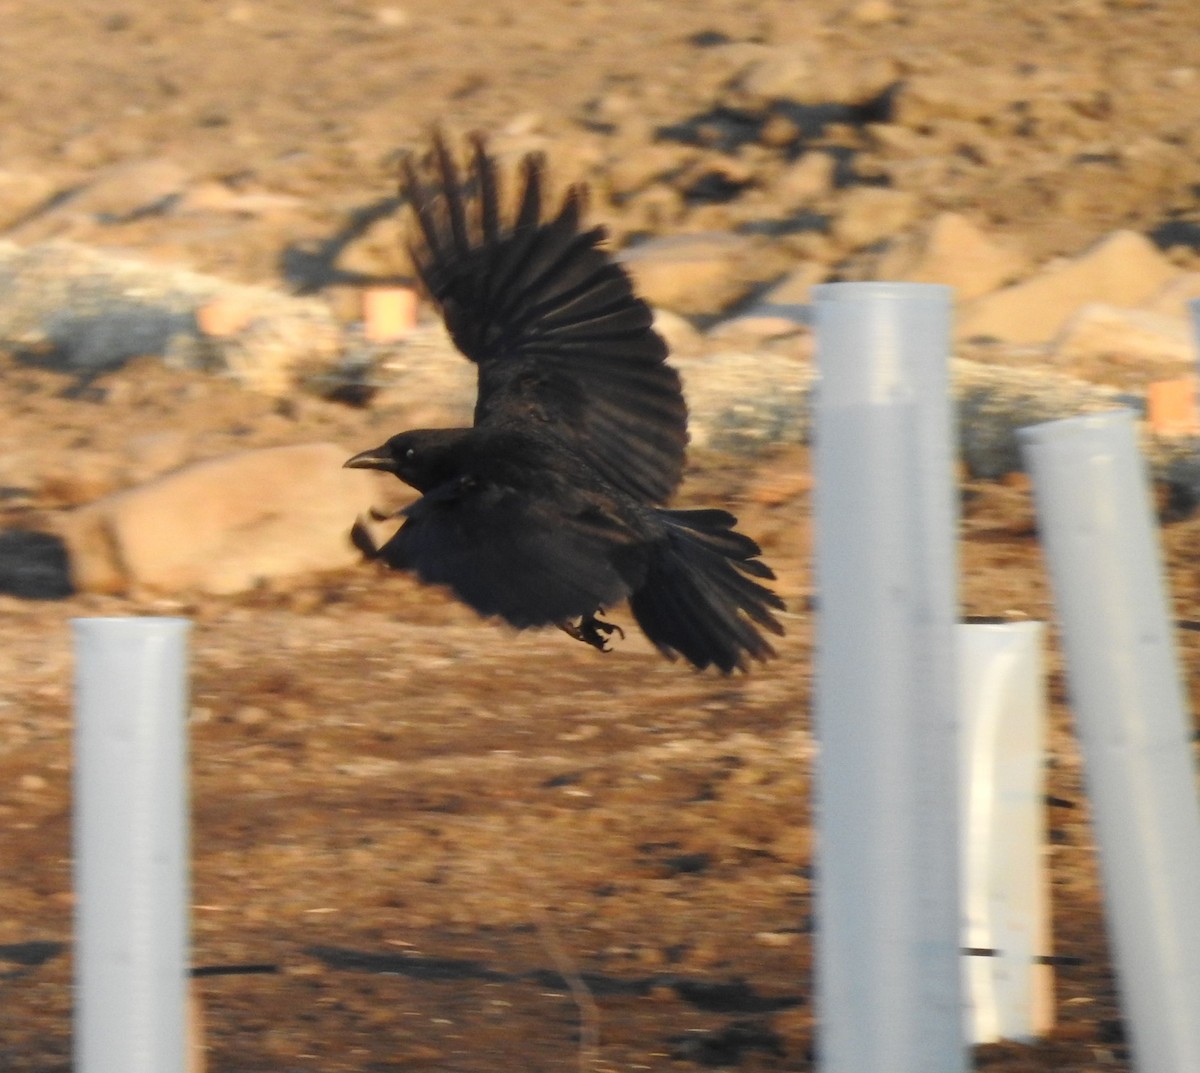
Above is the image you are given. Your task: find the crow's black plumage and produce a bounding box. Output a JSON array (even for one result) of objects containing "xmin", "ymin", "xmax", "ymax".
[{"xmin": 346, "ymin": 133, "xmax": 784, "ymax": 672}]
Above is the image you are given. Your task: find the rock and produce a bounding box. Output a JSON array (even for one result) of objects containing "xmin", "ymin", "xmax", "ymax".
[
  {"xmin": 729, "ymin": 43, "xmax": 895, "ymax": 108},
  {"xmin": 121, "ymin": 431, "xmax": 194, "ymax": 484},
  {"xmin": 774, "ymin": 152, "xmax": 837, "ymax": 206},
  {"xmin": 736, "ymin": 46, "xmax": 819, "ymax": 101},
  {"xmin": 706, "ymin": 311, "xmax": 808, "ymax": 342},
  {"xmin": 173, "ymin": 181, "xmax": 304, "ymax": 218},
  {"xmin": 1051, "ymin": 303, "xmax": 1194, "ymax": 366},
  {"xmin": 59, "ymin": 443, "xmax": 378, "ymax": 595},
  {"xmin": 873, "ymin": 212, "xmax": 1028, "ymax": 300},
  {"xmin": 334, "ymin": 212, "xmax": 408, "ymax": 279},
  {"xmin": 893, "ymin": 70, "xmax": 1019, "ymax": 127},
  {"xmin": 707, "ymin": 262, "xmax": 824, "ymax": 339},
  {"xmin": 0, "ymin": 170, "xmax": 58, "ymax": 231},
  {"xmin": 0, "ymin": 241, "xmax": 342, "ymax": 392},
  {"xmin": 38, "ymin": 453, "xmax": 124, "ymax": 507},
  {"xmin": 617, "ymin": 232, "xmax": 760, "ymax": 316},
  {"xmin": 848, "ymin": 0, "xmax": 899, "ymax": 25},
  {"xmin": 8, "ymin": 159, "xmax": 189, "ymax": 241},
  {"xmin": 957, "ymin": 230, "xmax": 1182, "ymax": 343},
  {"xmin": 760, "ymin": 264, "xmax": 827, "ymax": 305},
  {"xmin": 619, "ymin": 183, "xmax": 686, "ymax": 234},
  {"xmin": 1140, "ymin": 272, "xmax": 1200, "ymax": 318},
  {"xmin": 650, "ymin": 307, "xmax": 704, "ymax": 354},
  {"xmin": 831, "ymin": 187, "xmax": 919, "ymax": 251},
  {"xmin": 604, "ymin": 143, "xmax": 688, "ymax": 197}
]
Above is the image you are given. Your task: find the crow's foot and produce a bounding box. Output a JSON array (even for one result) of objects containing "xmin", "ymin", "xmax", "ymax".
[
  {"xmin": 559, "ymin": 612, "xmax": 625, "ymax": 653},
  {"xmin": 350, "ymin": 507, "xmax": 405, "ymax": 559}
]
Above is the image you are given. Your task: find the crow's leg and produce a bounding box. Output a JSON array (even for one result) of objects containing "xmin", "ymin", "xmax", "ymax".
[
  {"xmin": 559, "ymin": 611, "xmax": 625, "ymax": 653},
  {"xmin": 350, "ymin": 506, "xmax": 405, "ymax": 559}
]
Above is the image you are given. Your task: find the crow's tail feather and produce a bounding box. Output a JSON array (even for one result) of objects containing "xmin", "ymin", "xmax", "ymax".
[{"xmin": 629, "ymin": 509, "xmax": 785, "ymax": 673}]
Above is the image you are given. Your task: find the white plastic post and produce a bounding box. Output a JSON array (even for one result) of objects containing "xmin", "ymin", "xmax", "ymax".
[
  {"xmin": 1020, "ymin": 410, "xmax": 1200, "ymax": 1073},
  {"xmin": 812, "ymin": 282, "xmax": 966, "ymax": 1073},
  {"xmin": 73, "ymin": 617, "xmax": 192, "ymax": 1073},
  {"xmin": 1190, "ymin": 297, "xmax": 1200, "ymax": 356},
  {"xmin": 959, "ymin": 622, "xmax": 1052, "ymax": 1043}
]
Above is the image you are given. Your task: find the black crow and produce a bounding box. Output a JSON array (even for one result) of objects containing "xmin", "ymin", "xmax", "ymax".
[{"xmin": 346, "ymin": 133, "xmax": 783, "ymax": 672}]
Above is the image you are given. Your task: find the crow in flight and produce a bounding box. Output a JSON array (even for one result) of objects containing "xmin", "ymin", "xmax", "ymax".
[{"xmin": 346, "ymin": 134, "xmax": 783, "ymax": 672}]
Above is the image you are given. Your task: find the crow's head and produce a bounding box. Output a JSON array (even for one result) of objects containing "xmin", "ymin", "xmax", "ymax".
[{"xmin": 344, "ymin": 428, "xmax": 472, "ymax": 493}]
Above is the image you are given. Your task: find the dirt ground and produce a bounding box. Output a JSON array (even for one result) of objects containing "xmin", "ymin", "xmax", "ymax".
[{"xmin": 3, "ymin": 1, "xmax": 1200, "ymax": 1070}]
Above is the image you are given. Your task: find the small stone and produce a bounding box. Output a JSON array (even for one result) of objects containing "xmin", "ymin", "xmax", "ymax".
[
  {"xmin": 755, "ymin": 930, "xmax": 798, "ymax": 948},
  {"xmin": 1140, "ymin": 272, "xmax": 1200, "ymax": 317},
  {"xmin": 0, "ymin": 170, "xmax": 58, "ymax": 231},
  {"xmin": 774, "ymin": 152, "xmax": 837, "ymax": 205},
  {"xmin": 374, "ymin": 6, "xmax": 409, "ymax": 27},
  {"xmin": 617, "ymin": 232, "xmax": 760, "ymax": 316},
  {"xmin": 234, "ymin": 705, "xmax": 270, "ymax": 727},
  {"xmin": 1052, "ymin": 303, "xmax": 1194, "ymax": 366},
  {"xmin": 958, "ymin": 230, "xmax": 1182, "ymax": 343},
  {"xmin": 874, "ymin": 212, "xmax": 1027, "ymax": 300},
  {"xmin": 737, "ymin": 47, "xmax": 818, "ymax": 101},
  {"xmin": 650, "ymin": 307, "xmax": 703, "ymax": 354},
  {"xmin": 832, "ymin": 186, "xmax": 919, "ymax": 250},
  {"xmin": 848, "ymin": 0, "xmax": 898, "ymax": 25}
]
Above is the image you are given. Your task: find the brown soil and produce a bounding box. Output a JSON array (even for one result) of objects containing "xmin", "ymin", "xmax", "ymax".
[{"xmin": 3, "ymin": 2, "xmax": 1200, "ymax": 1070}]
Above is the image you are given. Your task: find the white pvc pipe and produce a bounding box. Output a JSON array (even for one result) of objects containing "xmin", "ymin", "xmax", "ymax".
[
  {"xmin": 73, "ymin": 617, "xmax": 192, "ymax": 1073},
  {"xmin": 959, "ymin": 622, "xmax": 1052, "ymax": 1044},
  {"xmin": 1020, "ymin": 410, "xmax": 1200, "ymax": 1073},
  {"xmin": 813, "ymin": 282, "xmax": 966, "ymax": 1073}
]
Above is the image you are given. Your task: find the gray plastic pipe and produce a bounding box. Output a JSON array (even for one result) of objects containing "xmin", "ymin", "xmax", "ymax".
[
  {"xmin": 959, "ymin": 622, "xmax": 1051, "ymax": 1043},
  {"xmin": 1191, "ymin": 297, "xmax": 1200, "ymax": 355},
  {"xmin": 73, "ymin": 617, "xmax": 192, "ymax": 1073},
  {"xmin": 812, "ymin": 282, "xmax": 966, "ymax": 1073},
  {"xmin": 1020, "ymin": 410, "xmax": 1200, "ymax": 1073}
]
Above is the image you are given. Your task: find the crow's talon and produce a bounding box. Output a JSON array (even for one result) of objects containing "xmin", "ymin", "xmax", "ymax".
[
  {"xmin": 560, "ymin": 613, "xmax": 625, "ymax": 653},
  {"xmin": 349, "ymin": 517, "xmax": 380, "ymax": 558}
]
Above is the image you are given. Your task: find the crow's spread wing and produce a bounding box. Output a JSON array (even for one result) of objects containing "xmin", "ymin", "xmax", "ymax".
[
  {"xmin": 372, "ymin": 479, "xmax": 636, "ymax": 629},
  {"xmin": 403, "ymin": 133, "xmax": 688, "ymax": 505}
]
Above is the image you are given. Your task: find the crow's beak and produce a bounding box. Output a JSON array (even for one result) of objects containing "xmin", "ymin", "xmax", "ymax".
[{"xmin": 343, "ymin": 446, "xmax": 392, "ymax": 471}]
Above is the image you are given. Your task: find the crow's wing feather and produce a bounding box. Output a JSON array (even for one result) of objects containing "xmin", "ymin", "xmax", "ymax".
[
  {"xmin": 403, "ymin": 134, "xmax": 688, "ymax": 505},
  {"xmin": 374, "ymin": 480, "xmax": 634, "ymax": 629}
]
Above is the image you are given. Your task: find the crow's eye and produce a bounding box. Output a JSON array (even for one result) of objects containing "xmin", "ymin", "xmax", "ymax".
[{"xmin": 405, "ymin": 447, "xmax": 416, "ymax": 461}]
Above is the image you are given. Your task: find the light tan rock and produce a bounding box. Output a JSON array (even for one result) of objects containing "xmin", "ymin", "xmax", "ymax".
[
  {"xmin": 848, "ymin": 0, "xmax": 899, "ymax": 25},
  {"xmin": 736, "ymin": 46, "xmax": 819, "ymax": 101},
  {"xmin": 874, "ymin": 212, "xmax": 1027, "ymax": 300},
  {"xmin": 957, "ymin": 230, "xmax": 1182, "ymax": 343},
  {"xmin": 0, "ymin": 170, "xmax": 58, "ymax": 231},
  {"xmin": 617, "ymin": 232, "xmax": 759, "ymax": 315},
  {"xmin": 774, "ymin": 152, "xmax": 837, "ymax": 206},
  {"xmin": 1052, "ymin": 303, "xmax": 1194, "ymax": 365},
  {"xmin": 121, "ymin": 431, "xmax": 194, "ymax": 485},
  {"xmin": 832, "ymin": 187, "xmax": 919, "ymax": 250},
  {"xmin": 60, "ymin": 443, "xmax": 377, "ymax": 595},
  {"xmin": 707, "ymin": 311, "xmax": 807, "ymax": 342},
  {"xmin": 9, "ymin": 159, "xmax": 189, "ymax": 242},
  {"xmin": 760, "ymin": 263, "xmax": 827, "ymax": 305},
  {"xmin": 707, "ymin": 262, "xmax": 824, "ymax": 339},
  {"xmin": 894, "ymin": 70, "xmax": 1018, "ymax": 126},
  {"xmin": 732, "ymin": 44, "xmax": 896, "ymax": 107},
  {"xmin": 1140, "ymin": 272, "xmax": 1200, "ymax": 319},
  {"xmin": 650, "ymin": 307, "xmax": 704, "ymax": 355}
]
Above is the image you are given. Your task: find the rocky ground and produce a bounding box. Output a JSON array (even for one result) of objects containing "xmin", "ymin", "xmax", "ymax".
[{"xmin": 3, "ymin": 1, "xmax": 1200, "ymax": 1070}]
